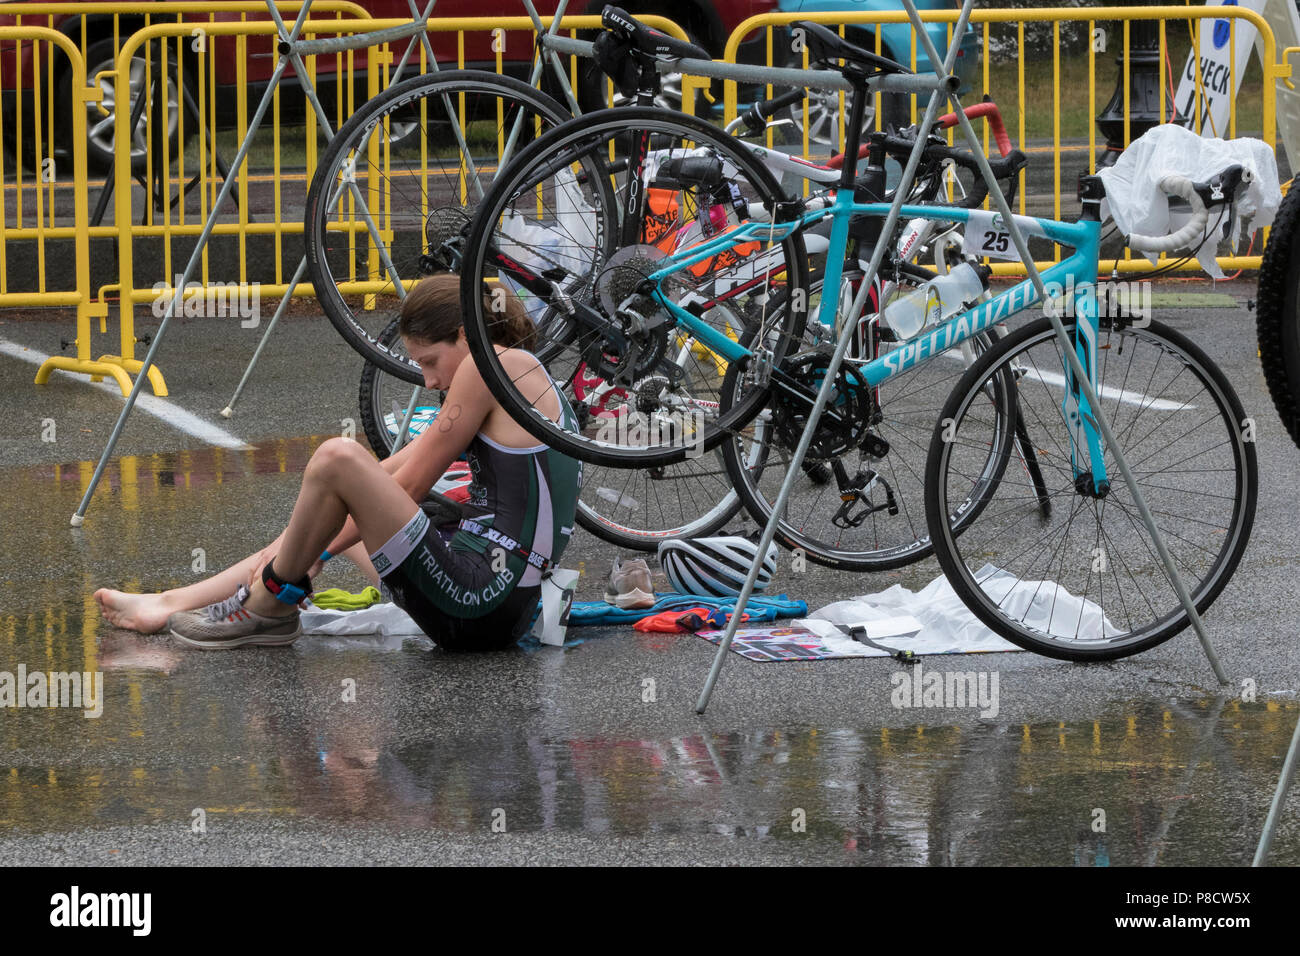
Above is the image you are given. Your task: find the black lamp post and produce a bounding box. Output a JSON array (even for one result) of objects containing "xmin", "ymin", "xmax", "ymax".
[{"xmin": 1095, "ymin": 1, "xmax": 1182, "ymax": 167}]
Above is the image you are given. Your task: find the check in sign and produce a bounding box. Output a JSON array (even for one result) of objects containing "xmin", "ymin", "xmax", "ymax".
[{"xmin": 1173, "ymin": 0, "xmax": 1267, "ymax": 138}]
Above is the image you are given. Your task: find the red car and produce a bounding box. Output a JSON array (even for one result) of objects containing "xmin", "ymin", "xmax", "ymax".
[{"xmin": 0, "ymin": 1, "xmax": 778, "ymax": 171}]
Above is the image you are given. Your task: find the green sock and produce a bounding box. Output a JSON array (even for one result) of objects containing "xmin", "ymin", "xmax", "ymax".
[{"xmin": 311, "ymin": 587, "xmax": 383, "ymax": 611}]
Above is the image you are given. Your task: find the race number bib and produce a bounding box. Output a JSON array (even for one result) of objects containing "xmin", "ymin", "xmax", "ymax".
[{"xmin": 964, "ymin": 210, "xmax": 1016, "ymax": 260}]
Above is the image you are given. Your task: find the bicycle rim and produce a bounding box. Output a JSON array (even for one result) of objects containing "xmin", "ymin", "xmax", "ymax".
[
  {"xmin": 926, "ymin": 317, "xmax": 1257, "ymax": 661},
  {"xmin": 305, "ymin": 71, "xmax": 571, "ymax": 382}
]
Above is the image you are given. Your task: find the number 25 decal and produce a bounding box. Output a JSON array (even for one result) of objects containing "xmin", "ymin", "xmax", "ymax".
[{"xmin": 982, "ymin": 230, "xmax": 1009, "ymax": 253}]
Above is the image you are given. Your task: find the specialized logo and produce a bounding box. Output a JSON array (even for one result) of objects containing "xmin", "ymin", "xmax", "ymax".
[{"xmin": 880, "ymin": 279, "xmax": 1038, "ymax": 378}]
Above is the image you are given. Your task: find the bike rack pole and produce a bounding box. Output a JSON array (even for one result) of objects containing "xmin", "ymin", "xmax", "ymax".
[
  {"xmin": 72, "ymin": 1, "xmax": 318, "ymax": 525},
  {"xmin": 697, "ymin": 4, "xmax": 964, "ymax": 714},
  {"xmin": 221, "ymin": 256, "xmax": 310, "ymax": 418},
  {"xmin": 697, "ymin": 0, "xmax": 1227, "ymax": 712},
  {"xmin": 1254, "ymin": 703, "xmax": 1300, "ymax": 865}
]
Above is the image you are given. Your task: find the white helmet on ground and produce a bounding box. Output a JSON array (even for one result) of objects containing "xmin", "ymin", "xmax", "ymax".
[{"xmin": 657, "ymin": 536, "xmax": 779, "ymax": 597}]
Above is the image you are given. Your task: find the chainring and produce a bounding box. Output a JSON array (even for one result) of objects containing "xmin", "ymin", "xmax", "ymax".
[{"xmin": 771, "ymin": 347, "xmax": 876, "ymax": 461}]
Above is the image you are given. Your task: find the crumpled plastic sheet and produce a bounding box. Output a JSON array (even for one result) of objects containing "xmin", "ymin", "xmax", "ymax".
[
  {"xmin": 1097, "ymin": 124, "xmax": 1280, "ymax": 278},
  {"xmin": 798, "ymin": 564, "xmax": 1120, "ymax": 657}
]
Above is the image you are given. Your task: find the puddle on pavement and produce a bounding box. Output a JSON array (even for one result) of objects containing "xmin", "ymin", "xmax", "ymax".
[
  {"xmin": 1, "ymin": 605, "xmax": 1292, "ymax": 864},
  {"xmin": 2, "ymin": 440, "xmax": 1296, "ymax": 864}
]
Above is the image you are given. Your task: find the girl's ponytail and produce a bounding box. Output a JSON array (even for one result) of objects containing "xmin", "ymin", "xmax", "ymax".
[{"xmin": 482, "ymin": 280, "xmax": 537, "ymax": 353}]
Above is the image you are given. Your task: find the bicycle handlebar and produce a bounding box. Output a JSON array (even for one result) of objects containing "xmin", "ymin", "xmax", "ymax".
[
  {"xmin": 1128, "ymin": 176, "xmax": 1209, "ymax": 252},
  {"xmin": 936, "ymin": 101, "xmax": 1012, "ymax": 158},
  {"xmin": 1126, "ymin": 166, "xmax": 1252, "ymax": 253}
]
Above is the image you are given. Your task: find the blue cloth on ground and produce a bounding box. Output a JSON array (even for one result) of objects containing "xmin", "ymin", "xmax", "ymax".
[{"xmin": 565, "ymin": 593, "xmax": 807, "ymax": 627}]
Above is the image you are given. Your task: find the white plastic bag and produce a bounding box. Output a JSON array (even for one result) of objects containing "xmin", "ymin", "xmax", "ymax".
[{"xmin": 1097, "ymin": 124, "xmax": 1281, "ymax": 278}]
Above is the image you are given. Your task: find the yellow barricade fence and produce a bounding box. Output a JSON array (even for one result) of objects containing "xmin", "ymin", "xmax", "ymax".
[
  {"xmin": 2, "ymin": 4, "xmax": 1290, "ymax": 395},
  {"xmin": 3, "ymin": 6, "xmax": 686, "ymax": 392},
  {"xmin": 0, "ymin": 1, "xmax": 376, "ymax": 392},
  {"xmin": 722, "ymin": 6, "xmax": 1286, "ymax": 276}
]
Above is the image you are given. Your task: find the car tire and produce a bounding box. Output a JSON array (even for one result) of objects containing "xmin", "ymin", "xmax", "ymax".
[{"xmin": 63, "ymin": 38, "xmax": 196, "ymax": 174}]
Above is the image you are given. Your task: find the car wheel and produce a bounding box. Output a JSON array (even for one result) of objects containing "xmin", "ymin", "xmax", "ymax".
[{"xmin": 68, "ymin": 38, "xmax": 193, "ymax": 174}]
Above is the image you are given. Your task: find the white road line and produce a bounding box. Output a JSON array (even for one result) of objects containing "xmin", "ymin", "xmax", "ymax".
[
  {"xmin": 937, "ymin": 350, "xmax": 1192, "ymax": 411},
  {"xmin": 1019, "ymin": 367, "xmax": 1193, "ymax": 412},
  {"xmin": 0, "ymin": 338, "xmax": 254, "ymax": 450}
]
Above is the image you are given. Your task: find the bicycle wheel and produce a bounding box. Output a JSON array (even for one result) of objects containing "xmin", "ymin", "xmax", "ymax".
[
  {"xmin": 721, "ymin": 269, "xmax": 1019, "ymax": 571},
  {"xmin": 926, "ymin": 317, "xmax": 1257, "ymax": 661},
  {"xmin": 1256, "ymin": 184, "xmax": 1300, "ymax": 447},
  {"xmin": 577, "ymin": 453, "xmax": 744, "ymax": 551},
  {"xmin": 360, "ymin": 321, "xmax": 743, "ymax": 548},
  {"xmin": 459, "ymin": 105, "xmax": 810, "ymax": 468},
  {"xmin": 305, "ymin": 70, "xmax": 572, "ymax": 382}
]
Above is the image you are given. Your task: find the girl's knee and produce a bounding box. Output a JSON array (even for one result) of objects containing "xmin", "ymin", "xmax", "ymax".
[{"xmin": 309, "ymin": 437, "xmax": 369, "ymax": 478}]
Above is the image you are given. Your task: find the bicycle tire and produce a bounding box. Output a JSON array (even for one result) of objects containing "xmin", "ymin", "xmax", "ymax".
[
  {"xmin": 926, "ymin": 317, "xmax": 1257, "ymax": 661},
  {"xmin": 458, "ymin": 105, "xmax": 810, "ymax": 468},
  {"xmin": 305, "ymin": 70, "xmax": 572, "ymax": 382},
  {"xmin": 1256, "ymin": 185, "xmax": 1300, "ymax": 447}
]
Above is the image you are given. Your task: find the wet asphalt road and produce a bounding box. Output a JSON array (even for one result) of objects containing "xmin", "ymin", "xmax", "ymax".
[{"xmin": 0, "ymin": 283, "xmax": 1298, "ymax": 865}]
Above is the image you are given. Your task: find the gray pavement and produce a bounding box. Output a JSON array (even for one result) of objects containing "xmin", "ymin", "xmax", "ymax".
[{"xmin": 0, "ymin": 283, "xmax": 1298, "ymax": 865}]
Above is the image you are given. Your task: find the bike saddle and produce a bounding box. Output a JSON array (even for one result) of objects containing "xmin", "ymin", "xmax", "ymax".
[
  {"xmin": 601, "ymin": 5, "xmax": 710, "ymax": 61},
  {"xmin": 794, "ymin": 20, "xmax": 912, "ymax": 79}
]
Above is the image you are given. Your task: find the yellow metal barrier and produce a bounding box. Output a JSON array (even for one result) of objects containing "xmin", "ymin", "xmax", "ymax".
[
  {"xmin": 0, "ymin": 26, "xmax": 99, "ymax": 385},
  {"xmin": 0, "ymin": 2, "xmax": 375, "ymax": 393},
  {"xmin": 4, "ymin": 7, "xmax": 686, "ymax": 393},
  {"xmin": 722, "ymin": 6, "xmax": 1283, "ymax": 275}
]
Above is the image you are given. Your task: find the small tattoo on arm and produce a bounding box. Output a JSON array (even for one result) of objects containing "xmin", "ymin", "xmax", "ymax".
[{"xmin": 439, "ymin": 404, "xmax": 462, "ymax": 433}]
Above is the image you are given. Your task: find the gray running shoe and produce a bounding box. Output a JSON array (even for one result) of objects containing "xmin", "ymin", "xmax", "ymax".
[
  {"xmin": 169, "ymin": 585, "xmax": 302, "ymax": 649},
  {"xmin": 604, "ymin": 557, "xmax": 655, "ymax": 610}
]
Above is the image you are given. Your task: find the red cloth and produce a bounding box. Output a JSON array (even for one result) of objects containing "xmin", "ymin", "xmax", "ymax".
[{"xmin": 633, "ymin": 607, "xmax": 749, "ymax": 633}]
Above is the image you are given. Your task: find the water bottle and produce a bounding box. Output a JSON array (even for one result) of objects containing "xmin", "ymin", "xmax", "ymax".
[{"xmin": 882, "ymin": 262, "xmax": 985, "ymax": 340}]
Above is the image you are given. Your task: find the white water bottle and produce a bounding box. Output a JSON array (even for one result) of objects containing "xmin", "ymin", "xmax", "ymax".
[{"xmin": 882, "ymin": 262, "xmax": 985, "ymax": 340}]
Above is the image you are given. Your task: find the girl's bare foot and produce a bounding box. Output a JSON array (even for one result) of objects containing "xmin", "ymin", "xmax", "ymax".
[{"xmin": 94, "ymin": 589, "xmax": 172, "ymax": 634}]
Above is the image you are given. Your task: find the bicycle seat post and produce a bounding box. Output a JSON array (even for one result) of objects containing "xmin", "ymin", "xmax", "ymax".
[{"xmin": 837, "ymin": 80, "xmax": 873, "ymax": 192}]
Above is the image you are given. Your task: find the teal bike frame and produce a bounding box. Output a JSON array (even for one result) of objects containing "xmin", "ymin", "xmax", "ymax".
[{"xmin": 646, "ymin": 191, "xmax": 1110, "ymax": 488}]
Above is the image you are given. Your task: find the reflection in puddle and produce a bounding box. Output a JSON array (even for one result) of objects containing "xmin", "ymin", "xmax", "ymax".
[
  {"xmin": 0, "ymin": 441, "xmax": 1295, "ymax": 864},
  {"xmin": 1, "ymin": 635, "xmax": 1292, "ymax": 865}
]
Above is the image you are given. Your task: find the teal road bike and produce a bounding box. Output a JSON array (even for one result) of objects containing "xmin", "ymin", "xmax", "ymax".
[{"xmin": 458, "ymin": 15, "xmax": 1258, "ymax": 659}]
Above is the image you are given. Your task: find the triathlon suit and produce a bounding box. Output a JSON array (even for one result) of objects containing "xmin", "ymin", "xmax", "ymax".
[{"xmin": 369, "ymin": 377, "xmax": 582, "ymax": 651}]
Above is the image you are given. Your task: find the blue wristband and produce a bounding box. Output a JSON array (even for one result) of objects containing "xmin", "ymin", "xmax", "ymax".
[{"xmin": 319, "ymin": 550, "xmax": 333, "ymax": 563}]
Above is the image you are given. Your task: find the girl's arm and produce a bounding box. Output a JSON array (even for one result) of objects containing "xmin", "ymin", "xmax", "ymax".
[{"xmin": 320, "ymin": 359, "xmax": 495, "ymax": 559}]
